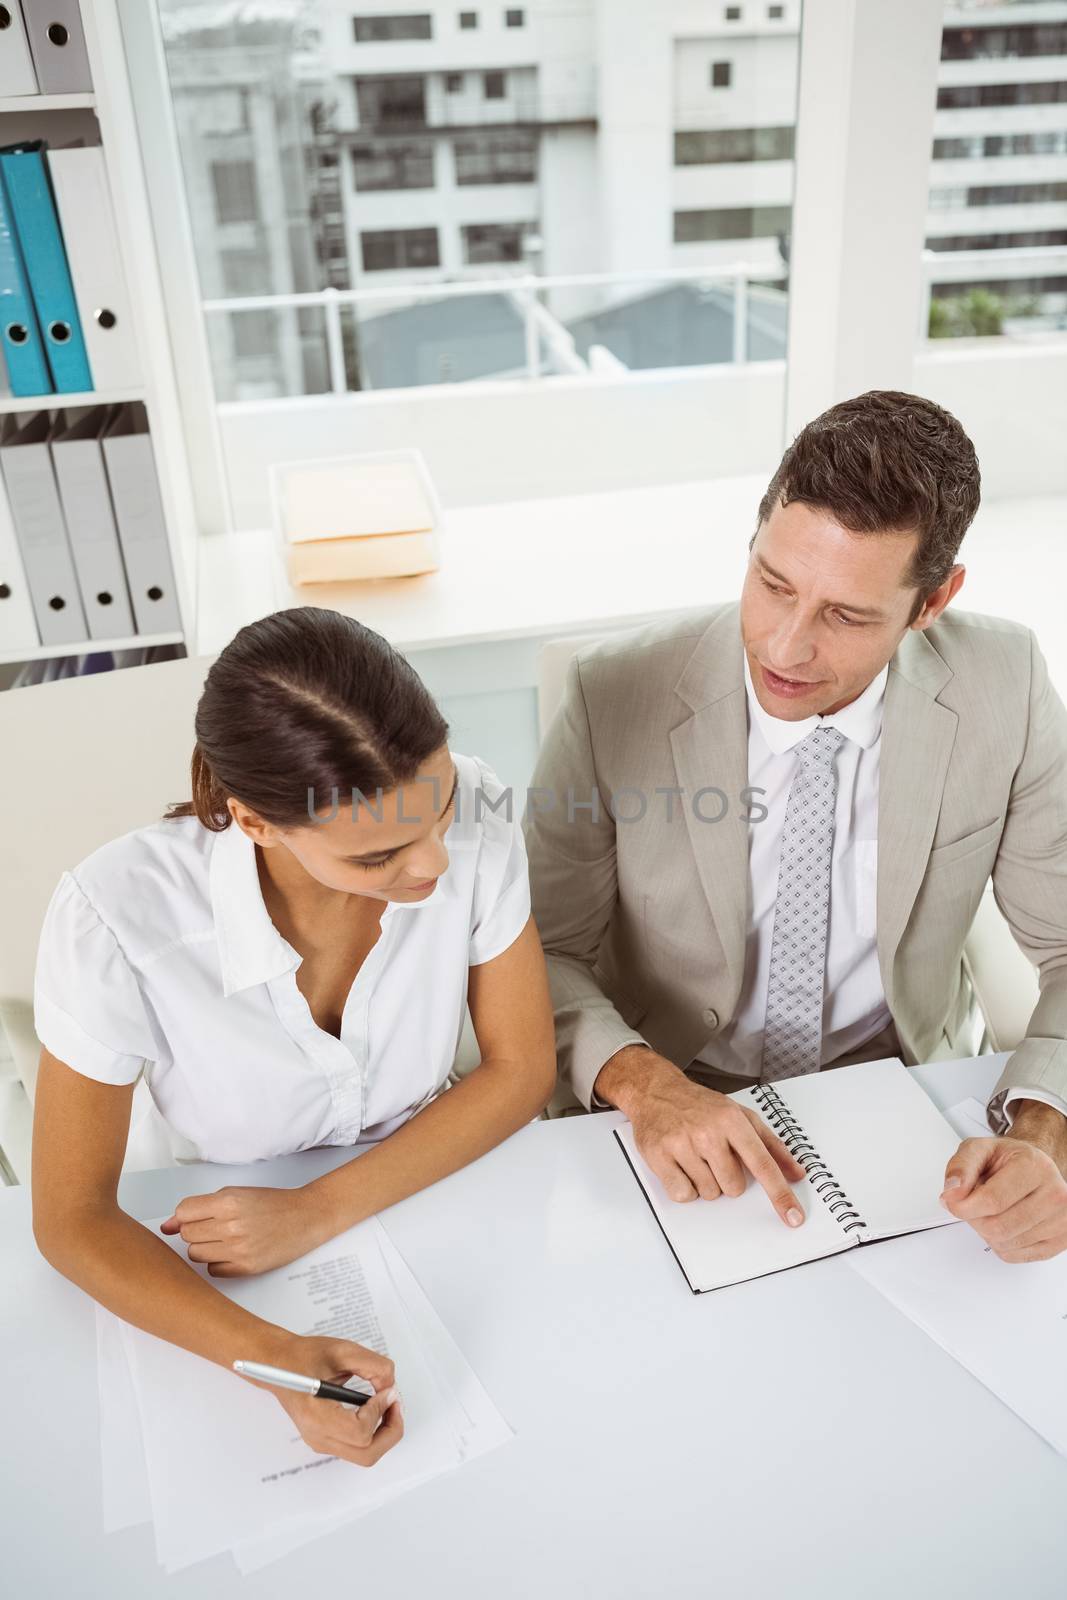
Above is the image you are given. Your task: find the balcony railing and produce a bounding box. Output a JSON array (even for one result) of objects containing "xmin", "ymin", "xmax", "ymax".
[
  {"xmin": 200, "ymin": 244, "xmax": 1066, "ymax": 400},
  {"xmin": 202, "ymin": 262, "xmax": 785, "ymax": 393}
]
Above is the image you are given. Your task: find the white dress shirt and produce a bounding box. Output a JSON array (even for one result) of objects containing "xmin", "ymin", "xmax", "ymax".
[
  {"xmin": 34, "ymin": 752, "xmax": 530, "ymax": 1164},
  {"xmin": 690, "ymin": 655, "xmax": 1065, "ymax": 1125}
]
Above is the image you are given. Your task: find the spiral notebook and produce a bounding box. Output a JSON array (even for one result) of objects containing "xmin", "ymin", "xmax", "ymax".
[{"xmin": 616, "ymin": 1058, "xmax": 962, "ymax": 1293}]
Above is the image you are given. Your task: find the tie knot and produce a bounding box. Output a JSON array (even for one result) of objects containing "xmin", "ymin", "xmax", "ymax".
[{"xmin": 795, "ymin": 724, "xmax": 845, "ymax": 770}]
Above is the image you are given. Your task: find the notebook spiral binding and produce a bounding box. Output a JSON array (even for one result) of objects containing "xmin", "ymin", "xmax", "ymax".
[{"xmin": 749, "ymin": 1084, "xmax": 866, "ymax": 1235}]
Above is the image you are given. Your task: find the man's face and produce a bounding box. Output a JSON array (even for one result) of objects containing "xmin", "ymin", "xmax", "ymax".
[{"xmin": 740, "ymin": 499, "xmax": 949, "ymax": 720}]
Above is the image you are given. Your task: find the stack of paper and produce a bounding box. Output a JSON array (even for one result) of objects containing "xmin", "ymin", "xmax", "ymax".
[
  {"xmin": 97, "ymin": 1216, "xmax": 511, "ymax": 1574},
  {"xmin": 272, "ymin": 452, "xmax": 443, "ymax": 584}
]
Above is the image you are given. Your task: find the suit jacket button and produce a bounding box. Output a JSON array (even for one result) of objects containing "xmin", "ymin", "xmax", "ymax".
[{"xmin": 703, "ymin": 1007, "xmax": 718, "ymax": 1028}]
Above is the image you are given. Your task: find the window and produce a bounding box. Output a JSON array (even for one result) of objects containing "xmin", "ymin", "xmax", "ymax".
[
  {"xmin": 937, "ymin": 80, "xmax": 1067, "ymax": 110},
  {"xmin": 157, "ymin": 0, "xmax": 803, "ymax": 402},
  {"xmin": 930, "ymin": 180, "xmax": 1067, "ymax": 210},
  {"xmin": 928, "ymin": 186, "xmax": 967, "ymax": 211},
  {"xmin": 923, "ymin": 4, "xmax": 1067, "ymax": 340},
  {"xmin": 455, "ymin": 130, "xmax": 537, "ymax": 184},
  {"xmin": 933, "ymin": 130, "xmax": 1067, "ymax": 160},
  {"xmin": 932, "ymin": 274, "xmax": 1067, "ymax": 299},
  {"xmin": 360, "ymin": 227, "xmax": 441, "ymax": 271},
  {"xmin": 352, "ymin": 14, "xmax": 432, "ymax": 42},
  {"xmin": 355, "ymin": 75, "xmax": 427, "ymax": 126},
  {"xmin": 673, "ymin": 204, "xmax": 791, "ymax": 243},
  {"xmin": 940, "ymin": 22, "xmax": 1067, "ymax": 62},
  {"xmin": 768, "ymin": 3, "xmax": 785, "ymax": 16},
  {"xmin": 351, "ymin": 137, "xmax": 435, "ymax": 191},
  {"xmin": 710, "ymin": 61, "xmax": 732, "ymax": 88},
  {"xmin": 211, "ymin": 159, "xmax": 259, "ymax": 224},
  {"xmin": 926, "ymin": 229, "xmax": 1067, "ymax": 253},
  {"xmin": 675, "ymin": 126, "xmax": 794, "ymax": 165},
  {"xmin": 462, "ymin": 221, "xmax": 527, "ymax": 263}
]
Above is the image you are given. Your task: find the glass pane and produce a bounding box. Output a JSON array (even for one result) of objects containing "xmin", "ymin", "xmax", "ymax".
[
  {"xmin": 157, "ymin": 0, "xmax": 803, "ymax": 396},
  {"xmin": 924, "ymin": 0, "xmax": 1067, "ymax": 340}
]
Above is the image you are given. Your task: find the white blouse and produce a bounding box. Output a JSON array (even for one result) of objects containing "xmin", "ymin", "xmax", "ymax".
[{"xmin": 33, "ymin": 752, "xmax": 531, "ymax": 1164}]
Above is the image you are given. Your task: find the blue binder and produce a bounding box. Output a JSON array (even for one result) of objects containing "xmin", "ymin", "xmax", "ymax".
[
  {"xmin": 0, "ymin": 159, "xmax": 50, "ymax": 397},
  {"xmin": 0, "ymin": 141, "xmax": 92, "ymax": 393}
]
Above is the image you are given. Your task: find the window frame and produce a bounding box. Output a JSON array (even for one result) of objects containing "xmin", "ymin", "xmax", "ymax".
[
  {"xmin": 360, "ymin": 226, "xmax": 442, "ymax": 272},
  {"xmin": 117, "ymin": 0, "xmax": 954, "ymax": 537},
  {"xmin": 351, "ymin": 14, "xmax": 433, "ymax": 44}
]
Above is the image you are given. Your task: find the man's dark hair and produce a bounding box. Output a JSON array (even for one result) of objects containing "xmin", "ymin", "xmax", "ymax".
[{"xmin": 755, "ymin": 390, "xmax": 981, "ymax": 624}]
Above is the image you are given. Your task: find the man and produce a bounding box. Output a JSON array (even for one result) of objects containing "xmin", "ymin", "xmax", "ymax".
[{"xmin": 524, "ymin": 390, "xmax": 1067, "ymax": 1263}]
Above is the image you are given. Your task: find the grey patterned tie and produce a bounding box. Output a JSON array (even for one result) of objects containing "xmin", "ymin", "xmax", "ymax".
[{"xmin": 760, "ymin": 724, "xmax": 846, "ymax": 1082}]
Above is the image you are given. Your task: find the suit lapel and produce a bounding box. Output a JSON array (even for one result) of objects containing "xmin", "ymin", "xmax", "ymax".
[
  {"xmin": 669, "ymin": 604, "xmax": 750, "ymax": 1005},
  {"xmin": 876, "ymin": 629, "xmax": 958, "ymax": 1008}
]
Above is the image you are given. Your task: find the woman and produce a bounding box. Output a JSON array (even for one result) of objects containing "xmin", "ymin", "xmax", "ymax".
[{"xmin": 31, "ymin": 606, "xmax": 557, "ymax": 1470}]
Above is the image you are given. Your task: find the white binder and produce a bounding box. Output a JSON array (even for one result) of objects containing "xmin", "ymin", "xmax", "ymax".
[
  {"xmin": 102, "ymin": 404, "xmax": 182, "ymax": 635},
  {"xmin": 0, "ymin": 469, "xmax": 39, "ymax": 654},
  {"xmin": 24, "ymin": 1, "xmax": 92, "ymax": 95},
  {"xmin": 0, "ymin": 3, "xmax": 39, "ymax": 97},
  {"xmin": 51, "ymin": 405, "xmax": 135, "ymax": 640},
  {"xmin": 47, "ymin": 147, "xmax": 142, "ymax": 392},
  {"xmin": 0, "ymin": 409, "xmax": 87, "ymax": 645}
]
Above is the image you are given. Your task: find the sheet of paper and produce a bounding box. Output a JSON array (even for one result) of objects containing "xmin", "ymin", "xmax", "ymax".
[
  {"xmin": 943, "ymin": 1096, "xmax": 995, "ymax": 1140},
  {"xmin": 124, "ymin": 1217, "xmax": 463, "ymax": 1574},
  {"xmin": 849, "ymin": 1222, "xmax": 1067, "ymax": 1457},
  {"xmin": 381, "ymin": 1230, "xmax": 513, "ymax": 1458}
]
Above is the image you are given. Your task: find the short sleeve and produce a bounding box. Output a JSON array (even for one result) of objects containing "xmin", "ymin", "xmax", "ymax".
[
  {"xmin": 467, "ymin": 756, "xmax": 532, "ymax": 966},
  {"xmin": 34, "ymin": 872, "xmax": 157, "ymax": 1085}
]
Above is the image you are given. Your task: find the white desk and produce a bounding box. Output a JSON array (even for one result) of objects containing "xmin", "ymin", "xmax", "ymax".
[{"xmin": 3, "ymin": 1055, "xmax": 1066, "ymax": 1598}]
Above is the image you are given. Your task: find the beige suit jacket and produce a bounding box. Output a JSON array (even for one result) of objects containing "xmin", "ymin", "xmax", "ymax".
[{"xmin": 523, "ymin": 602, "xmax": 1067, "ymax": 1125}]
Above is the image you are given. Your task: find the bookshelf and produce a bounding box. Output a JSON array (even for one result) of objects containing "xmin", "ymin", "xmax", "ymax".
[
  {"xmin": 0, "ymin": 1, "xmax": 200, "ymax": 678},
  {"xmin": 0, "ymin": 386, "xmax": 144, "ymax": 415},
  {"xmin": 0, "ymin": 93, "xmax": 96, "ymax": 114}
]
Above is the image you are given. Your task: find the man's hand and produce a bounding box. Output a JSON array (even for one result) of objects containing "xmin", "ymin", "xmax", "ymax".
[
  {"xmin": 596, "ymin": 1046, "xmax": 807, "ymax": 1226},
  {"xmin": 940, "ymin": 1101, "xmax": 1067, "ymax": 1263},
  {"xmin": 160, "ymin": 1184, "xmax": 330, "ymax": 1276}
]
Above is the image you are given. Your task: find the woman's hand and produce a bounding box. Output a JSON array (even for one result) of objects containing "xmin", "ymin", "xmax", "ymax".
[
  {"xmin": 160, "ymin": 1183, "xmax": 330, "ymax": 1276},
  {"xmin": 241, "ymin": 1334, "xmax": 404, "ymax": 1467}
]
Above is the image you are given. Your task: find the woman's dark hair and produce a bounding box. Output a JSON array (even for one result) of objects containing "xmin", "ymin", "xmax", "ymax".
[
  {"xmin": 755, "ymin": 390, "xmax": 981, "ymax": 623},
  {"xmin": 164, "ymin": 607, "xmax": 450, "ymax": 831}
]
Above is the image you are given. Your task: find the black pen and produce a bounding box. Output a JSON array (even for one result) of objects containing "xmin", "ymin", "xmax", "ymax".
[{"xmin": 233, "ymin": 1358, "xmax": 373, "ymax": 1406}]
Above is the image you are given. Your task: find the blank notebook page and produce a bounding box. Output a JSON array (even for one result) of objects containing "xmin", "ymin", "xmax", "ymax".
[{"xmin": 771, "ymin": 1058, "xmax": 961, "ymax": 1240}]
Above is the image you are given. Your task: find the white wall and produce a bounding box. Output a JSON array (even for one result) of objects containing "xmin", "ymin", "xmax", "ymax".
[
  {"xmin": 214, "ymin": 338, "xmax": 1067, "ymax": 530},
  {"xmin": 914, "ymin": 341, "xmax": 1067, "ymax": 499},
  {"xmin": 216, "ymin": 361, "xmax": 787, "ymax": 528}
]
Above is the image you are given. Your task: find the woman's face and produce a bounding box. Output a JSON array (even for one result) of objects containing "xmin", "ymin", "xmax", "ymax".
[{"xmin": 245, "ymin": 743, "xmax": 459, "ymax": 903}]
